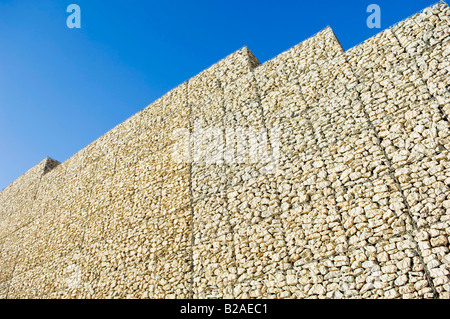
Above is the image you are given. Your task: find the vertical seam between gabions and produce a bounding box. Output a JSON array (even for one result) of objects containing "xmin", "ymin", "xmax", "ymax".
[
  {"xmin": 4, "ymin": 250, "xmax": 21, "ymax": 299},
  {"xmin": 219, "ymin": 78, "xmax": 235, "ymax": 298},
  {"xmin": 187, "ymin": 79, "xmax": 196, "ymax": 299},
  {"xmin": 389, "ymin": 26, "xmax": 447, "ymax": 299},
  {"xmin": 341, "ymin": 40, "xmax": 439, "ymax": 299},
  {"xmin": 297, "ymin": 76, "xmax": 352, "ymax": 257},
  {"xmin": 251, "ymin": 68, "xmax": 291, "ymax": 287},
  {"xmin": 79, "ymin": 158, "xmax": 100, "ymax": 249}
]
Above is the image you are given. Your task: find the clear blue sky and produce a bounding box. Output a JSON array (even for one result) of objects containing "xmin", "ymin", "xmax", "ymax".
[{"xmin": 0, "ymin": 0, "xmax": 440, "ymax": 190}]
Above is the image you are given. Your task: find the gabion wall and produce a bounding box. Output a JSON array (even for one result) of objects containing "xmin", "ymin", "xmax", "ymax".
[{"xmin": 0, "ymin": 2, "xmax": 449, "ymax": 299}]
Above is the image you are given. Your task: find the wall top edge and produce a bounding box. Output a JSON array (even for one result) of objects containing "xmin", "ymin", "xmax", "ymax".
[{"xmin": 4, "ymin": 3, "xmax": 447, "ymax": 192}]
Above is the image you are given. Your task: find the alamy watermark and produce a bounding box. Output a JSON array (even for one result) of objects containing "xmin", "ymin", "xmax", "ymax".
[
  {"xmin": 170, "ymin": 122, "xmax": 281, "ymax": 173},
  {"xmin": 367, "ymin": 4, "xmax": 381, "ymax": 29},
  {"xmin": 67, "ymin": 4, "xmax": 81, "ymax": 29},
  {"xmin": 65, "ymin": 264, "xmax": 82, "ymax": 289}
]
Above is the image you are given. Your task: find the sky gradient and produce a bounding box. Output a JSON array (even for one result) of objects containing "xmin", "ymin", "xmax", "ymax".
[{"xmin": 0, "ymin": 0, "xmax": 441, "ymax": 190}]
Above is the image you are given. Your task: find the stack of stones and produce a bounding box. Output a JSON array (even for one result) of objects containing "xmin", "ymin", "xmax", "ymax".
[{"xmin": 0, "ymin": 2, "xmax": 449, "ymax": 299}]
